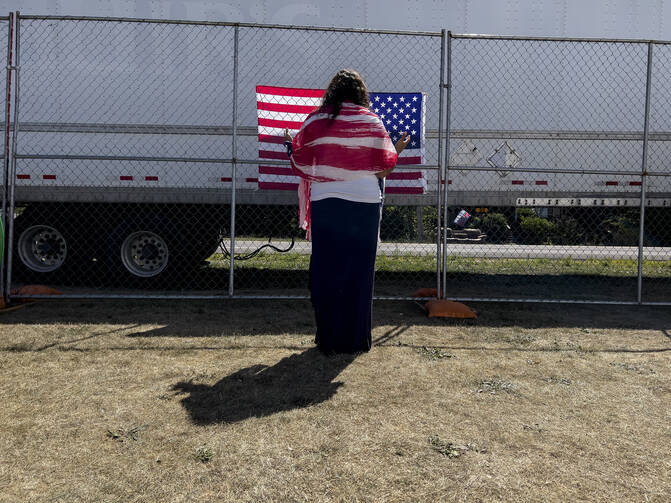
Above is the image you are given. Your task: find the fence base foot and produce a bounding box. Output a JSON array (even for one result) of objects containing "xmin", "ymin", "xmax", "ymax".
[{"xmin": 424, "ymin": 299, "xmax": 477, "ymax": 319}]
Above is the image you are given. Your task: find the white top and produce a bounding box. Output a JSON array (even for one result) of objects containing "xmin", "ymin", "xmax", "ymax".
[{"xmin": 310, "ymin": 175, "xmax": 382, "ymax": 203}]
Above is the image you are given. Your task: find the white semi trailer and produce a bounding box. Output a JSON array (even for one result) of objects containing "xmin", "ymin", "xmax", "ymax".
[{"xmin": 1, "ymin": 0, "xmax": 669, "ymax": 281}]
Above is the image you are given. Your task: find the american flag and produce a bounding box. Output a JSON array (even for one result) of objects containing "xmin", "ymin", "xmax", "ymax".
[{"xmin": 256, "ymin": 85, "xmax": 426, "ymax": 194}]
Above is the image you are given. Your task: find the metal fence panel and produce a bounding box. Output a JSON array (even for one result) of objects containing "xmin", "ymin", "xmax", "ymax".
[
  {"xmin": 444, "ymin": 34, "xmax": 669, "ymax": 303},
  {"xmin": 232, "ymin": 25, "xmax": 443, "ymax": 298},
  {"xmin": 8, "ymin": 17, "xmax": 236, "ymax": 296},
  {"xmin": 643, "ymin": 41, "xmax": 671, "ymax": 303},
  {"xmin": 0, "ymin": 15, "xmax": 10, "ymax": 304}
]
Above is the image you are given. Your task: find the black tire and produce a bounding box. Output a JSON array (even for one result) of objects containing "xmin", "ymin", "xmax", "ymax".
[{"xmin": 184, "ymin": 226, "xmax": 223, "ymax": 265}]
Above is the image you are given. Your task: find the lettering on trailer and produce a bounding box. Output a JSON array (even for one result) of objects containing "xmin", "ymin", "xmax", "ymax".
[{"xmin": 516, "ymin": 198, "xmax": 671, "ymax": 207}]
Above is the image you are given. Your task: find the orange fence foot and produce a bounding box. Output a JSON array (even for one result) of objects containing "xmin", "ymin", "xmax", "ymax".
[{"xmin": 424, "ymin": 299, "xmax": 477, "ymax": 319}]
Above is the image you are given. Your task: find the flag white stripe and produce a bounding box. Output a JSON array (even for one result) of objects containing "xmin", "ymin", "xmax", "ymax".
[
  {"xmin": 258, "ymin": 142, "xmax": 288, "ymax": 153},
  {"xmin": 258, "ymin": 125, "xmax": 301, "ymax": 136},
  {"xmin": 258, "ymin": 174, "xmax": 299, "ymax": 184},
  {"xmin": 257, "ymin": 109, "xmax": 313, "ymax": 122}
]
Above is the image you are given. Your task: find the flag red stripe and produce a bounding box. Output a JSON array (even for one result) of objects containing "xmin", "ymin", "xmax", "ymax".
[
  {"xmin": 258, "ymin": 134, "xmax": 287, "ymax": 144},
  {"xmin": 258, "ymin": 181, "xmax": 299, "ymax": 190},
  {"xmin": 256, "ymin": 85, "xmax": 324, "ymax": 98},
  {"xmin": 259, "ymin": 165, "xmax": 294, "ymax": 175},
  {"xmin": 395, "ymin": 156, "xmax": 422, "ymax": 165},
  {"xmin": 257, "ymin": 101, "xmax": 318, "ymax": 114},
  {"xmin": 259, "ymin": 149, "xmax": 289, "ymax": 160},
  {"xmin": 258, "ymin": 117, "xmax": 304, "ymax": 130},
  {"xmin": 387, "ymin": 171, "xmax": 423, "ymax": 180}
]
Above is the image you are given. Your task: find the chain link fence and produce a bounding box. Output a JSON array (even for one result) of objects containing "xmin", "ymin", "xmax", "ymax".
[
  {"xmin": 0, "ymin": 14, "xmax": 11, "ymax": 305},
  {"xmin": 0, "ymin": 15, "xmax": 669, "ymax": 305},
  {"xmin": 3, "ymin": 16, "xmax": 444, "ymax": 301},
  {"xmin": 444, "ymin": 33, "xmax": 670, "ymax": 304}
]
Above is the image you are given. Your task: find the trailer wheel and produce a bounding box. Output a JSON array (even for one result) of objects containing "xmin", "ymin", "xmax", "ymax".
[
  {"xmin": 188, "ymin": 228, "xmax": 223, "ymax": 264},
  {"xmin": 11, "ymin": 208, "xmax": 77, "ymax": 282},
  {"xmin": 16, "ymin": 224, "xmax": 68, "ymax": 273},
  {"xmin": 119, "ymin": 230, "xmax": 170, "ymax": 278},
  {"xmin": 107, "ymin": 215, "xmax": 179, "ymax": 284},
  {"xmin": 10, "ymin": 205, "xmax": 102, "ymax": 285}
]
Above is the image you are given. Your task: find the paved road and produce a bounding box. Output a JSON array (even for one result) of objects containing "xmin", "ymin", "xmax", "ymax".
[{"xmin": 229, "ymin": 240, "xmax": 671, "ymax": 260}]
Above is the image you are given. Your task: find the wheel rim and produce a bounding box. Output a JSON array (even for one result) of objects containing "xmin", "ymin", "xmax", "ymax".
[
  {"xmin": 17, "ymin": 225, "xmax": 68, "ymax": 273},
  {"xmin": 120, "ymin": 231, "xmax": 169, "ymax": 278}
]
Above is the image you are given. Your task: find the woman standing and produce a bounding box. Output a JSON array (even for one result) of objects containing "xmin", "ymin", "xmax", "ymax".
[{"xmin": 285, "ymin": 69, "xmax": 409, "ymax": 354}]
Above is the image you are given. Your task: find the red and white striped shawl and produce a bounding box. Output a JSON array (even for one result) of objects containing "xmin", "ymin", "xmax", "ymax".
[{"xmin": 290, "ymin": 102, "xmax": 398, "ymax": 239}]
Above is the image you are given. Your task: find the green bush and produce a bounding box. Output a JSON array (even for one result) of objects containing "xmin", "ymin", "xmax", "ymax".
[
  {"xmin": 380, "ymin": 206, "xmax": 416, "ymax": 241},
  {"xmin": 421, "ymin": 206, "xmax": 438, "ymax": 242},
  {"xmin": 519, "ymin": 216, "xmax": 554, "ymax": 244},
  {"xmin": 516, "ymin": 208, "xmax": 535, "ymax": 219},
  {"xmin": 603, "ymin": 215, "xmax": 639, "ymax": 246},
  {"xmin": 472, "ymin": 212, "xmax": 510, "ymax": 243},
  {"xmin": 550, "ymin": 218, "xmax": 582, "ymax": 245}
]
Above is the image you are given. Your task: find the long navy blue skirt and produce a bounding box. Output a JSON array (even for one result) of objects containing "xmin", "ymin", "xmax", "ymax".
[{"xmin": 309, "ymin": 197, "xmax": 381, "ymax": 353}]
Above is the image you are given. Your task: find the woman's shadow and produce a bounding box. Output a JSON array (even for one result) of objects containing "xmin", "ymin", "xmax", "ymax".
[{"xmin": 172, "ymin": 347, "xmax": 357, "ymax": 424}]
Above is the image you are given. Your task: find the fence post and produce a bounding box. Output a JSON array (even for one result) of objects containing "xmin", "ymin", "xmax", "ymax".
[
  {"xmin": 435, "ymin": 29, "xmax": 446, "ymax": 298},
  {"xmin": 637, "ymin": 41, "xmax": 653, "ymax": 304},
  {"xmin": 5, "ymin": 11, "xmax": 19, "ymax": 301},
  {"xmin": 229, "ymin": 24, "xmax": 239, "ymax": 297},
  {"xmin": 441, "ymin": 31, "xmax": 453, "ymax": 300},
  {"xmin": 1, "ymin": 13, "xmax": 13, "ymax": 305}
]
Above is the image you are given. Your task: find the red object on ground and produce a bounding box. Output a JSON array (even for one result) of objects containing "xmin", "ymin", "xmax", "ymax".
[{"xmin": 425, "ymin": 300, "xmax": 477, "ymax": 319}]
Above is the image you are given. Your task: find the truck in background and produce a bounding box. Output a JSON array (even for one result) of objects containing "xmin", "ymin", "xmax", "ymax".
[{"xmin": 2, "ymin": 0, "xmax": 669, "ymax": 283}]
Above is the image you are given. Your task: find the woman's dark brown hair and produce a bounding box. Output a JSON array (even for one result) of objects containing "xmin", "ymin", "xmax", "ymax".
[{"xmin": 320, "ymin": 69, "xmax": 371, "ymax": 119}]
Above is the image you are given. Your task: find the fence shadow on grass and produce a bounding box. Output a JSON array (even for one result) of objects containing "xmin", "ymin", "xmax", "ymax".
[
  {"xmin": 2, "ymin": 297, "xmax": 671, "ymax": 335},
  {"xmin": 172, "ymin": 347, "xmax": 356, "ymax": 424}
]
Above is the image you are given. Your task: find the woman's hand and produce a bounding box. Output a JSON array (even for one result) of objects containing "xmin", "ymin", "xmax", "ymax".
[
  {"xmin": 375, "ymin": 131, "xmax": 410, "ymax": 178},
  {"xmin": 395, "ymin": 131, "xmax": 410, "ymax": 154},
  {"xmin": 284, "ymin": 128, "xmax": 292, "ymax": 142},
  {"xmin": 377, "ymin": 132, "xmax": 411, "ymax": 178}
]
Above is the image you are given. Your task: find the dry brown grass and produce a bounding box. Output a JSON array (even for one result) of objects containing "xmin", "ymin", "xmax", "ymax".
[{"xmin": 1, "ymin": 299, "xmax": 670, "ymax": 502}]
